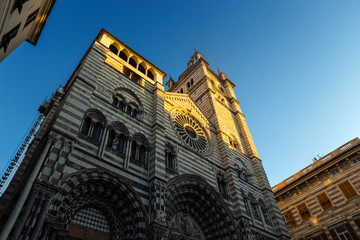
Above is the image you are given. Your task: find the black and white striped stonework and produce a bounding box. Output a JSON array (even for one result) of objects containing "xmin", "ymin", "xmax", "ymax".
[{"xmin": 0, "ymin": 30, "xmax": 290, "ymax": 240}]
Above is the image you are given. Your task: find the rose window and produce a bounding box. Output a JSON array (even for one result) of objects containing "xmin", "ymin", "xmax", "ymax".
[{"xmin": 171, "ymin": 111, "xmax": 209, "ymax": 154}]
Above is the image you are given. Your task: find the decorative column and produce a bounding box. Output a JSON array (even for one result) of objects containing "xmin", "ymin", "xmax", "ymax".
[
  {"xmin": 148, "ymin": 180, "xmax": 167, "ymax": 240},
  {"xmin": 0, "ymin": 133, "xmax": 56, "ymax": 240}
]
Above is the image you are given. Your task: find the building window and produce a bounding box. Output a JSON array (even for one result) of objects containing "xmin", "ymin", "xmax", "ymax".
[
  {"xmin": 129, "ymin": 57, "xmax": 137, "ymax": 68},
  {"xmin": 317, "ymin": 192, "xmax": 333, "ymax": 211},
  {"xmin": 260, "ymin": 203, "xmax": 271, "ymax": 224},
  {"xmin": 190, "ymin": 78, "xmax": 194, "ymax": 85},
  {"xmin": 229, "ymin": 137, "xmax": 238, "ymax": 149},
  {"xmin": 165, "ymin": 144, "xmax": 176, "ymax": 171},
  {"xmin": 80, "ymin": 117, "xmax": 92, "ymax": 135},
  {"xmin": 119, "ymin": 51, "xmax": 128, "ymax": 61},
  {"xmin": 24, "ymin": 8, "xmax": 39, "ymax": 29},
  {"xmin": 331, "ymin": 169, "xmax": 340, "ymax": 175},
  {"xmin": 180, "ymin": 88, "xmax": 183, "ymax": 93},
  {"xmin": 250, "ymin": 202, "xmax": 260, "ymax": 220},
  {"xmin": 335, "ymin": 225, "xmax": 352, "ymax": 240},
  {"xmin": 109, "ymin": 44, "xmax": 118, "ymax": 55},
  {"xmin": 297, "ymin": 203, "xmax": 311, "ymax": 221},
  {"xmin": 283, "ymin": 210, "xmax": 296, "ymax": 226},
  {"xmin": 111, "ymin": 96, "xmax": 138, "ymax": 118},
  {"xmin": 353, "ymin": 158, "xmax": 360, "ymax": 164},
  {"xmin": 112, "ymin": 97, "xmax": 118, "ymax": 107},
  {"xmin": 131, "ymin": 108, "xmax": 138, "ymax": 117},
  {"xmin": 238, "ymin": 169, "xmax": 251, "ymax": 184},
  {"xmin": 0, "ymin": 23, "xmax": 21, "ymax": 53},
  {"xmin": 187, "ymin": 82, "xmax": 190, "ymax": 88},
  {"xmin": 130, "ymin": 141, "xmax": 137, "ymax": 159},
  {"xmin": 13, "ymin": 0, "xmax": 29, "ymax": 14},
  {"xmin": 138, "ymin": 63, "xmax": 146, "ymax": 74},
  {"xmin": 217, "ymin": 175, "xmax": 228, "ymax": 197},
  {"xmin": 339, "ymin": 180, "xmax": 358, "ymax": 200},
  {"xmin": 130, "ymin": 137, "xmax": 148, "ymax": 164},
  {"xmin": 147, "ymin": 69, "xmax": 154, "ymax": 80},
  {"xmin": 91, "ymin": 122, "xmax": 102, "ymax": 141},
  {"xmin": 79, "ymin": 113, "xmax": 104, "ymax": 142},
  {"xmin": 118, "ymin": 100, "xmax": 125, "ymax": 110}
]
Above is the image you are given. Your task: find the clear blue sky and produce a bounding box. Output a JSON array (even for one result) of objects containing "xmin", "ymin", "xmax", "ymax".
[{"xmin": 1, "ymin": 1, "xmax": 359, "ymax": 186}]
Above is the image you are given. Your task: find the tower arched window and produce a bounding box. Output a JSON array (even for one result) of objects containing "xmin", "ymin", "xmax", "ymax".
[
  {"xmin": 119, "ymin": 51, "xmax": 128, "ymax": 61},
  {"xmin": 187, "ymin": 82, "xmax": 190, "ymax": 88},
  {"xmin": 126, "ymin": 106, "xmax": 132, "ymax": 115},
  {"xmin": 130, "ymin": 136, "xmax": 148, "ymax": 164},
  {"xmin": 112, "ymin": 97, "xmax": 118, "ymax": 107},
  {"xmin": 249, "ymin": 198, "xmax": 260, "ymax": 220},
  {"xmin": 229, "ymin": 137, "xmax": 238, "ymax": 149},
  {"xmin": 138, "ymin": 63, "xmax": 146, "ymax": 74},
  {"xmin": 109, "ymin": 44, "xmax": 118, "ymax": 55},
  {"xmin": 139, "ymin": 145, "xmax": 146, "ymax": 163},
  {"xmin": 80, "ymin": 117, "xmax": 92, "ymax": 135},
  {"xmin": 238, "ymin": 168, "xmax": 251, "ymax": 184},
  {"xmin": 116, "ymin": 134, "xmax": 126, "ymax": 153},
  {"xmin": 118, "ymin": 100, "xmax": 125, "ymax": 111},
  {"xmin": 130, "ymin": 141, "xmax": 137, "ymax": 159},
  {"xmin": 91, "ymin": 122, "xmax": 102, "ymax": 141},
  {"xmin": 147, "ymin": 70, "xmax": 154, "ymax": 80},
  {"xmin": 131, "ymin": 108, "xmax": 138, "ymax": 117},
  {"xmin": 191, "ymin": 78, "xmax": 194, "ymax": 85},
  {"xmin": 129, "ymin": 58, "xmax": 137, "ymax": 68},
  {"xmin": 260, "ymin": 203, "xmax": 271, "ymax": 224},
  {"xmin": 107, "ymin": 129, "xmax": 116, "ymax": 147},
  {"xmin": 165, "ymin": 144, "xmax": 176, "ymax": 171},
  {"xmin": 180, "ymin": 88, "xmax": 183, "ymax": 93},
  {"xmin": 79, "ymin": 112, "xmax": 105, "ymax": 142}
]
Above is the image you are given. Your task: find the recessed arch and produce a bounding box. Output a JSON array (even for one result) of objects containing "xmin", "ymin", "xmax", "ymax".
[
  {"xmin": 49, "ymin": 168, "xmax": 148, "ymax": 240},
  {"xmin": 119, "ymin": 48, "xmax": 129, "ymax": 62},
  {"xmin": 165, "ymin": 174, "xmax": 240, "ymax": 239},
  {"xmin": 109, "ymin": 121, "xmax": 130, "ymax": 136},
  {"xmin": 114, "ymin": 87, "xmax": 143, "ymax": 110},
  {"xmin": 147, "ymin": 68, "xmax": 155, "ymax": 80},
  {"xmin": 138, "ymin": 63, "xmax": 146, "ymax": 74},
  {"xmin": 109, "ymin": 42, "xmax": 120, "ymax": 55},
  {"xmin": 129, "ymin": 57, "xmax": 137, "ymax": 68}
]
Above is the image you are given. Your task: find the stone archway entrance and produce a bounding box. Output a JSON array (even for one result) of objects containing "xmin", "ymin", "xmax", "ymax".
[
  {"xmin": 47, "ymin": 168, "xmax": 148, "ymax": 240},
  {"xmin": 165, "ymin": 174, "xmax": 240, "ymax": 240}
]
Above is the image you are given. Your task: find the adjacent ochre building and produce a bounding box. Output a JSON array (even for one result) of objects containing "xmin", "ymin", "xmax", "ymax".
[
  {"xmin": 0, "ymin": 29, "xmax": 290, "ymax": 239},
  {"xmin": 0, "ymin": 0, "xmax": 56, "ymax": 62},
  {"xmin": 273, "ymin": 138, "xmax": 360, "ymax": 240}
]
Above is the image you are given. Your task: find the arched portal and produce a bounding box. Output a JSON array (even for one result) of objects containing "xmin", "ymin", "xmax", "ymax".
[
  {"xmin": 48, "ymin": 169, "xmax": 147, "ymax": 240},
  {"xmin": 165, "ymin": 175, "xmax": 240, "ymax": 240}
]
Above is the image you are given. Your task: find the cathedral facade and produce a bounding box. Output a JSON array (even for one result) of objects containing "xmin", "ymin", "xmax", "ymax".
[{"xmin": 0, "ymin": 29, "xmax": 289, "ymax": 240}]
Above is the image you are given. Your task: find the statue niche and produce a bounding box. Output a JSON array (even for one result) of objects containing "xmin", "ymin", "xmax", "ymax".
[{"xmin": 168, "ymin": 211, "xmax": 205, "ymax": 240}]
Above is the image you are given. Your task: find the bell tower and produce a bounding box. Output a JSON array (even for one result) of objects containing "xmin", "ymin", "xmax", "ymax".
[{"xmin": 167, "ymin": 51, "xmax": 259, "ymax": 159}]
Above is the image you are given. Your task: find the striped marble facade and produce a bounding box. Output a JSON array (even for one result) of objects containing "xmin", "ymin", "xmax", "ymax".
[
  {"xmin": 0, "ymin": 29, "xmax": 289, "ymax": 240},
  {"xmin": 273, "ymin": 138, "xmax": 360, "ymax": 239}
]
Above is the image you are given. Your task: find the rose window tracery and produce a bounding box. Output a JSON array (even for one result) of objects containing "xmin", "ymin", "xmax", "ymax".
[{"xmin": 171, "ymin": 111, "xmax": 209, "ymax": 154}]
